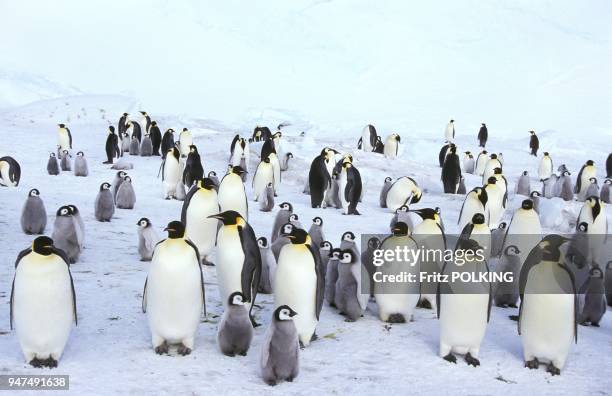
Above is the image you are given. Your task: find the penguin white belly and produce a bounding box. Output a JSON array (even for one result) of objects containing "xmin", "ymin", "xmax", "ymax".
[
  {"xmin": 218, "ymin": 175, "xmax": 248, "ymax": 220},
  {"xmin": 162, "ymin": 159, "xmax": 181, "ymax": 197},
  {"xmin": 458, "ymin": 198, "xmax": 487, "ymax": 229},
  {"xmin": 274, "ymin": 245, "xmax": 318, "ymax": 346},
  {"xmin": 505, "ymin": 211, "xmax": 541, "ymax": 265},
  {"xmin": 475, "ymin": 156, "xmax": 487, "ymax": 176},
  {"xmin": 179, "ymin": 133, "xmax": 192, "ymax": 156},
  {"xmin": 386, "ymin": 179, "xmax": 415, "ymax": 211},
  {"xmin": 269, "ymin": 153, "xmax": 281, "ymax": 193},
  {"xmin": 384, "ymin": 140, "xmax": 397, "ymax": 158},
  {"xmin": 361, "ymin": 129, "xmax": 372, "ymax": 151},
  {"xmin": 58, "ymin": 131, "xmax": 70, "ymax": 151},
  {"xmin": 230, "ymin": 147, "xmax": 244, "ymax": 167},
  {"xmin": 339, "ymin": 172, "xmax": 348, "ymax": 213},
  {"xmin": 216, "ymin": 227, "xmax": 250, "ymax": 311},
  {"xmin": 439, "ymin": 294, "xmax": 488, "ymax": 356},
  {"xmin": 0, "ymin": 161, "xmax": 13, "ymax": 186},
  {"xmin": 486, "ymin": 187, "xmax": 504, "ymax": 227},
  {"xmin": 253, "ymin": 164, "xmax": 274, "ymax": 200},
  {"xmin": 147, "ymin": 242, "xmax": 202, "ymax": 344},
  {"xmin": 538, "ymin": 159, "xmax": 552, "ymax": 180},
  {"xmin": 444, "ymin": 125, "xmax": 453, "ymax": 142},
  {"xmin": 185, "ymin": 192, "xmax": 218, "ymax": 258},
  {"xmin": 13, "ymin": 255, "xmax": 73, "ymax": 361}
]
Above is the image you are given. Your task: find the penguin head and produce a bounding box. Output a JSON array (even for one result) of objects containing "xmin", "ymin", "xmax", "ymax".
[
  {"xmin": 590, "ymin": 266, "xmax": 603, "ymax": 278},
  {"xmin": 151, "ymin": 121, "xmax": 157, "ymax": 126},
  {"xmin": 67, "ymin": 205, "xmax": 79, "ymax": 215},
  {"xmin": 182, "ymin": 127, "xmax": 188, "ymax": 132},
  {"xmin": 137, "ymin": 218, "xmax": 151, "ymax": 228},
  {"xmin": 122, "ymin": 112, "xmax": 128, "ymax": 117},
  {"xmin": 117, "ymin": 170, "xmax": 127, "ymax": 179},
  {"xmin": 411, "ymin": 208, "xmax": 438, "ymax": 221},
  {"xmin": 208, "ymin": 211, "xmax": 245, "ymax": 227},
  {"xmin": 450, "ymin": 119, "xmax": 454, "ymax": 123},
  {"xmin": 504, "ymin": 245, "xmax": 520, "ymax": 256},
  {"xmin": 410, "ymin": 187, "xmax": 423, "ymax": 204},
  {"xmin": 367, "ymin": 237, "xmax": 380, "ymax": 249},
  {"xmin": 339, "ymin": 250, "xmax": 355, "ymax": 264},
  {"xmin": 320, "ymin": 240, "xmax": 332, "ymax": 250},
  {"xmin": 228, "ymin": 291, "xmax": 246, "ymax": 306},
  {"xmin": 164, "ymin": 221, "xmax": 185, "ymax": 239},
  {"xmin": 279, "ymin": 202, "xmax": 293, "ymax": 212},
  {"xmin": 342, "ymin": 231, "xmax": 355, "ymax": 242},
  {"xmin": 58, "ymin": 123, "xmax": 66, "ymax": 129},
  {"xmin": 521, "ymin": 199, "xmax": 534, "ymax": 210},
  {"xmin": 139, "ymin": 111, "xmax": 147, "ymax": 116},
  {"xmin": 530, "ymin": 191, "xmax": 541, "ymax": 198},
  {"xmin": 123, "ymin": 176, "xmax": 132, "ymax": 183},
  {"xmin": 538, "ymin": 235, "xmax": 569, "ymax": 262},
  {"xmin": 208, "ymin": 170, "xmax": 217, "ymax": 178},
  {"xmin": 490, "ymin": 153, "xmax": 498, "ymax": 160},
  {"xmin": 280, "ymin": 223, "xmax": 294, "ymax": 236},
  {"xmin": 166, "ymin": 128, "xmax": 174, "ymax": 134},
  {"xmin": 49, "ymin": 152, "xmax": 56, "ymax": 158},
  {"xmin": 481, "ymin": 150, "xmax": 488, "ymax": 155},
  {"xmin": 77, "ymin": 151, "xmax": 84, "ymax": 157},
  {"xmin": 449, "ymin": 146, "xmax": 456, "ymax": 154},
  {"xmin": 472, "ymin": 213, "xmax": 485, "ymax": 225},
  {"xmin": 391, "ymin": 222, "xmax": 409, "ymax": 236},
  {"xmin": 109, "ymin": 125, "xmax": 115, "ymax": 133},
  {"xmin": 257, "ymin": 237, "xmax": 268, "ymax": 248},
  {"xmin": 529, "ymin": 130, "xmax": 535, "ymax": 135},
  {"xmin": 28, "ymin": 188, "xmax": 40, "ymax": 197},
  {"xmin": 189, "ymin": 145, "xmax": 198, "ymax": 154},
  {"xmin": 464, "ymin": 151, "xmax": 471, "ymax": 155},
  {"xmin": 63, "ymin": 150, "xmax": 70, "ymax": 157},
  {"xmin": 197, "ymin": 178, "xmax": 216, "ymax": 191},
  {"xmin": 586, "ymin": 160, "xmax": 594, "ymax": 166},
  {"xmin": 605, "ymin": 178, "xmax": 612, "ymax": 185},
  {"xmin": 394, "ymin": 134, "xmax": 401, "ymax": 142},
  {"xmin": 289, "ymin": 213, "xmax": 299, "ymax": 222},
  {"xmin": 262, "ymin": 156, "xmax": 271, "ymax": 164},
  {"xmin": 384, "ymin": 176, "xmax": 392, "ymax": 183},
  {"xmin": 32, "ymin": 236, "xmax": 55, "ymax": 256},
  {"xmin": 266, "ymin": 182, "xmax": 273, "ymax": 189},
  {"xmin": 231, "ymin": 166, "xmax": 246, "ymax": 176},
  {"xmin": 493, "ymin": 167, "xmax": 503, "ymax": 175},
  {"xmin": 330, "ymin": 248, "xmax": 342, "ymax": 260},
  {"xmin": 543, "ymin": 152, "xmax": 549, "ymax": 156},
  {"xmin": 274, "ymin": 305, "xmax": 297, "ymax": 321},
  {"xmin": 498, "ymin": 222, "xmax": 507, "ymax": 230},
  {"xmin": 312, "ymin": 217, "xmax": 323, "ymax": 226},
  {"xmin": 522, "ymin": 170, "xmax": 528, "ymax": 176},
  {"xmin": 286, "ymin": 152, "xmax": 294, "ymax": 159},
  {"xmin": 57, "ymin": 205, "xmax": 72, "ymax": 217},
  {"xmin": 487, "ymin": 177, "xmax": 497, "ymax": 185},
  {"xmin": 577, "ymin": 222, "xmax": 588, "ymax": 232},
  {"xmin": 397, "ymin": 205, "xmax": 409, "ymax": 213},
  {"xmin": 288, "ymin": 228, "xmax": 310, "ymax": 245}
]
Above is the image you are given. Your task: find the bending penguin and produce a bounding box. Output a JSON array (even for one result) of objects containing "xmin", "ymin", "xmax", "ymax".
[
  {"xmin": 385, "ymin": 176, "xmax": 423, "ymax": 211},
  {"xmin": 383, "ymin": 134, "xmax": 401, "ymax": 158},
  {"xmin": 477, "ymin": 123, "xmax": 487, "ymax": 147},
  {"xmin": 0, "ymin": 156, "xmax": 21, "ymax": 187},
  {"xmin": 457, "ymin": 187, "xmax": 488, "ymax": 229},
  {"xmin": 358, "ymin": 124, "xmax": 377, "ymax": 151},
  {"xmin": 441, "ymin": 146, "xmax": 461, "ymax": 193}
]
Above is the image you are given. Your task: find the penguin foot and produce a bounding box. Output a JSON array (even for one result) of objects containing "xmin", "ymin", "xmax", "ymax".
[
  {"xmin": 387, "ymin": 313, "xmax": 406, "ymax": 323},
  {"xmin": 29, "ymin": 358, "xmax": 44, "ymax": 368},
  {"xmin": 418, "ymin": 300, "xmax": 432, "ymax": 310},
  {"xmin": 465, "ymin": 353, "xmax": 480, "ymax": 367},
  {"xmin": 443, "ymin": 353, "xmax": 457, "ymax": 364},
  {"xmin": 546, "ymin": 363, "xmax": 560, "ymax": 376},
  {"xmin": 509, "ymin": 304, "xmax": 518, "ymax": 308},
  {"xmin": 579, "ymin": 321, "xmax": 589, "ymax": 327},
  {"xmin": 250, "ymin": 316, "xmax": 261, "ymax": 328},
  {"xmin": 508, "ymin": 315, "xmax": 519, "ymax": 322},
  {"xmin": 496, "ymin": 303, "xmax": 508, "ymax": 308},
  {"xmin": 202, "ymin": 259, "xmax": 215, "ymax": 266},
  {"xmin": 310, "ymin": 333, "xmax": 318, "ymax": 342},
  {"xmin": 154, "ymin": 342, "xmax": 169, "ymax": 355},
  {"xmin": 265, "ymin": 379, "xmax": 277, "ymax": 386},
  {"xmin": 525, "ymin": 358, "xmax": 539, "ymax": 370},
  {"xmin": 44, "ymin": 358, "xmax": 58, "ymax": 368},
  {"xmin": 299, "ymin": 341, "xmax": 305, "ymax": 349},
  {"xmin": 329, "ymin": 302, "xmax": 337, "ymax": 308},
  {"xmin": 103, "ymin": 161, "xmax": 112, "ymax": 164},
  {"xmin": 344, "ymin": 318, "xmax": 356, "ymax": 323},
  {"xmin": 286, "ymin": 376, "xmax": 294, "ymax": 382},
  {"xmin": 592, "ymin": 323, "xmax": 600, "ymax": 327},
  {"xmin": 238, "ymin": 351, "xmax": 248, "ymax": 356},
  {"xmin": 177, "ymin": 344, "xmax": 192, "ymax": 356}
]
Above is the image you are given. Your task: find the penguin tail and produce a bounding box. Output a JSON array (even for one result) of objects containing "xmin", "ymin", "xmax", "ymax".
[{"xmin": 387, "ymin": 313, "xmax": 406, "ymax": 323}]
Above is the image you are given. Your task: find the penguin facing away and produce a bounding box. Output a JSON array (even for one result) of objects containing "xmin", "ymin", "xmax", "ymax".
[
  {"xmin": 477, "ymin": 123, "xmax": 488, "ymax": 147},
  {"xmin": 325, "ymin": 248, "xmax": 341, "ymax": 307},
  {"xmin": 441, "ymin": 146, "xmax": 461, "ymax": 193},
  {"xmin": 183, "ymin": 145, "xmax": 204, "ymax": 188},
  {"xmin": 529, "ymin": 130, "xmax": 539, "ymax": 156},
  {"xmin": 137, "ymin": 217, "xmax": 160, "ymax": 262},
  {"xmin": 149, "ymin": 121, "xmax": 162, "ymax": 156},
  {"xmin": 104, "ymin": 125, "xmax": 121, "ymax": 164},
  {"xmin": 515, "ymin": 171, "xmax": 531, "ymax": 196},
  {"xmin": 94, "ymin": 182, "xmax": 114, "ymax": 222},
  {"xmin": 47, "ymin": 153, "xmax": 60, "ymax": 175},
  {"xmin": 57, "ymin": 123, "xmax": 72, "ymax": 151},
  {"xmin": 21, "ymin": 189, "xmax": 47, "ymax": 235},
  {"xmin": 308, "ymin": 147, "xmax": 337, "ymax": 208},
  {"xmin": 217, "ymin": 292, "xmax": 254, "ymax": 357},
  {"xmin": 73, "ymin": 151, "xmax": 88, "ymax": 177},
  {"xmin": 260, "ymin": 305, "xmax": 300, "ymax": 386},
  {"xmin": 383, "ymin": 133, "xmax": 400, "ymax": 158},
  {"xmin": 218, "ymin": 166, "xmax": 249, "ymax": 220}
]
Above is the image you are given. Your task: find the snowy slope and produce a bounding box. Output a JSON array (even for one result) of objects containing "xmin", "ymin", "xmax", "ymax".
[{"xmin": 0, "ymin": 96, "xmax": 610, "ymax": 394}]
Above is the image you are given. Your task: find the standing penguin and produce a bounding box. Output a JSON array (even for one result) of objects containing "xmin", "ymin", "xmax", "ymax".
[
  {"xmin": 477, "ymin": 123, "xmax": 488, "ymax": 147},
  {"xmin": 271, "ymin": 202, "xmax": 292, "ymax": 243},
  {"xmin": 519, "ymin": 235, "xmax": 577, "ymax": 375},
  {"xmin": 538, "ymin": 152, "xmax": 553, "ymax": 180},
  {"xmin": 218, "ymin": 166, "xmax": 248, "ymax": 220},
  {"xmin": 111, "ymin": 170, "xmax": 127, "ymax": 203},
  {"xmin": 600, "ymin": 179, "xmax": 611, "ymax": 203},
  {"xmin": 94, "ymin": 182, "xmax": 114, "ymax": 222},
  {"xmin": 143, "ymin": 221, "xmax": 206, "ymax": 355},
  {"xmin": 584, "ymin": 178, "xmax": 599, "ymax": 200},
  {"xmin": 579, "ymin": 266, "xmax": 606, "ymax": 326},
  {"xmin": 66, "ymin": 205, "xmax": 84, "ymax": 250},
  {"xmin": 21, "ymin": 189, "xmax": 47, "ymax": 235},
  {"xmin": 149, "ymin": 121, "xmax": 162, "ymax": 156},
  {"xmin": 260, "ymin": 305, "xmax": 300, "ymax": 386},
  {"xmin": 73, "ymin": 151, "xmax": 88, "ymax": 177},
  {"xmin": 383, "ymin": 134, "xmax": 401, "ymax": 159},
  {"xmin": 129, "ymin": 136, "xmax": 140, "ymax": 156},
  {"xmin": 161, "ymin": 129, "xmax": 175, "ymax": 159},
  {"xmin": 530, "ymin": 191, "xmax": 542, "ymax": 214},
  {"xmin": 257, "ymin": 237, "xmax": 276, "ymax": 294},
  {"xmin": 358, "ymin": 124, "xmax": 377, "ymax": 151},
  {"xmin": 502, "ymin": 199, "xmax": 542, "ymax": 267},
  {"xmin": 274, "ymin": 228, "xmax": 324, "ymax": 346},
  {"xmin": 104, "ymin": 126, "xmax": 121, "ymax": 164},
  {"xmin": 280, "ymin": 152, "xmax": 293, "ymax": 171},
  {"xmin": 308, "ymin": 147, "xmax": 337, "ymax": 208},
  {"xmin": 137, "ymin": 218, "xmax": 159, "ymax": 261},
  {"xmin": 60, "ymin": 150, "xmax": 72, "ymax": 171},
  {"xmin": 127, "ymin": 121, "xmax": 142, "ymax": 142},
  {"xmin": 179, "ymin": 128, "xmax": 193, "ymax": 158},
  {"xmin": 457, "ymin": 187, "xmax": 489, "ymax": 229},
  {"xmin": 529, "ymin": 130, "xmax": 539, "ymax": 156},
  {"xmin": 441, "ymin": 146, "xmax": 462, "ymax": 193},
  {"xmin": 47, "ymin": 153, "xmax": 60, "ymax": 175},
  {"xmin": 325, "ymin": 248, "xmax": 341, "ymax": 307},
  {"xmin": 463, "ymin": 151, "xmax": 475, "ymax": 174},
  {"xmin": 379, "ymin": 177, "xmax": 393, "ymax": 208},
  {"xmin": 385, "ymin": 176, "xmax": 423, "ymax": 211},
  {"xmin": 474, "ymin": 150, "xmax": 488, "ymax": 176},
  {"xmin": 253, "ymin": 156, "xmax": 275, "ymax": 201},
  {"xmin": 445, "ymin": 119, "xmax": 455, "ymax": 141},
  {"xmin": 57, "ymin": 123, "xmax": 72, "ymax": 151},
  {"xmin": 118, "ymin": 113, "xmax": 129, "ymax": 136},
  {"xmin": 51, "ymin": 206, "xmax": 81, "ymax": 263},
  {"xmin": 120, "ymin": 132, "xmax": 130, "ymax": 154},
  {"xmin": 210, "ymin": 211, "xmax": 261, "ymax": 325},
  {"xmin": 217, "ymin": 292, "xmax": 254, "ymax": 356},
  {"xmin": 439, "ymin": 142, "xmax": 453, "ymax": 167},
  {"xmin": 259, "ymin": 183, "xmax": 275, "ymax": 212},
  {"xmin": 308, "ymin": 217, "xmax": 325, "ymax": 248},
  {"xmin": 183, "ymin": 145, "xmax": 204, "ymax": 188},
  {"xmin": 181, "ymin": 178, "xmax": 219, "ymax": 265},
  {"xmin": 575, "ymin": 160, "xmax": 597, "ymax": 201},
  {"xmin": 139, "ymin": 111, "xmax": 152, "ymax": 134},
  {"xmin": 335, "ymin": 249, "xmax": 368, "ymax": 321},
  {"xmin": 116, "ymin": 176, "xmax": 136, "ymax": 209},
  {"xmin": 140, "ymin": 134, "xmax": 153, "ymax": 156},
  {"xmin": 484, "ymin": 177, "xmax": 504, "ymax": 227},
  {"xmin": 515, "ymin": 171, "xmax": 531, "ymax": 196},
  {"xmin": 493, "ymin": 245, "xmax": 521, "ymax": 307},
  {"xmin": 490, "ymin": 222, "xmax": 507, "ymax": 258},
  {"xmin": 161, "ymin": 147, "xmax": 181, "ymax": 199},
  {"xmin": 319, "ymin": 241, "xmax": 333, "ymax": 271},
  {"xmin": 556, "ymin": 170, "xmax": 574, "ymax": 201},
  {"xmin": 338, "ymin": 161, "xmax": 363, "ymax": 215},
  {"xmin": 11, "ymin": 236, "xmax": 77, "ymax": 367},
  {"xmin": 605, "ymin": 261, "xmax": 612, "ymax": 307},
  {"xmin": 229, "ymin": 134, "xmax": 249, "ymax": 170}
]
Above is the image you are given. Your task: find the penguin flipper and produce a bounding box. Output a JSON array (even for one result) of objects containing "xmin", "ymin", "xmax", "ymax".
[
  {"xmin": 308, "ymin": 244, "xmax": 325, "ymax": 320},
  {"xmin": 180, "ymin": 186, "xmax": 199, "ymax": 224},
  {"xmin": 142, "ymin": 277, "xmax": 148, "ymax": 313},
  {"xmin": 49, "ymin": 246, "xmax": 77, "ymax": 325},
  {"xmin": 238, "ymin": 224, "xmax": 262, "ymax": 305},
  {"xmin": 185, "ymin": 239, "xmax": 207, "ymax": 316}
]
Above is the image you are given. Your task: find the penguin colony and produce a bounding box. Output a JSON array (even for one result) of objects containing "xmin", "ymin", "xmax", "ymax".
[{"xmin": 1, "ymin": 113, "xmax": 610, "ymax": 385}]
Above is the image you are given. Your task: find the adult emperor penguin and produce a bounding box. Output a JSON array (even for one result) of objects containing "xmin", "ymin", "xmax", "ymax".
[
  {"xmin": 230, "ymin": 134, "xmax": 250, "ymax": 170},
  {"xmin": 457, "ymin": 187, "xmax": 489, "ymax": 229},
  {"xmin": 605, "ymin": 262, "xmax": 612, "ymax": 307},
  {"xmin": 385, "ymin": 176, "xmax": 422, "ymax": 211},
  {"xmin": 338, "ymin": 161, "xmax": 363, "ymax": 215},
  {"xmin": 149, "ymin": 121, "xmax": 162, "ymax": 156},
  {"xmin": 308, "ymin": 217, "xmax": 325, "ymax": 249},
  {"xmin": 579, "ymin": 266, "xmax": 606, "ymax": 326},
  {"xmin": 57, "ymin": 123, "xmax": 72, "ymax": 151},
  {"xmin": 11, "ymin": 236, "xmax": 77, "ymax": 367},
  {"xmin": 274, "ymin": 228, "xmax": 324, "ymax": 346},
  {"xmin": 493, "ymin": 245, "xmax": 521, "ymax": 307},
  {"xmin": 52, "ymin": 206, "xmax": 81, "ymax": 263},
  {"xmin": 210, "ymin": 211, "xmax": 261, "ymax": 325},
  {"xmin": 458, "ymin": 213, "xmax": 492, "ymax": 260},
  {"xmin": 308, "ymin": 147, "xmax": 337, "ymax": 208},
  {"xmin": 143, "ymin": 221, "xmax": 206, "ymax": 355},
  {"xmin": 60, "ymin": 150, "xmax": 72, "ymax": 171},
  {"xmin": 438, "ymin": 142, "xmax": 453, "ymax": 167},
  {"xmin": 73, "ymin": 151, "xmax": 88, "ymax": 177},
  {"xmin": 118, "ymin": 112, "xmax": 129, "ymax": 136},
  {"xmin": 358, "ymin": 124, "xmax": 377, "ymax": 151},
  {"xmin": 21, "ymin": 189, "xmax": 47, "ymax": 235},
  {"xmin": 252, "ymin": 126, "xmax": 272, "ymax": 142},
  {"xmin": 502, "ymin": 199, "xmax": 542, "ymax": 266},
  {"xmin": 139, "ymin": 111, "xmax": 151, "ymax": 134},
  {"xmin": 379, "ymin": 177, "xmax": 393, "ymax": 208},
  {"xmin": 181, "ymin": 178, "xmax": 219, "ymax": 265},
  {"xmin": 179, "ymin": 127, "xmax": 193, "ymax": 157},
  {"xmin": 335, "ymin": 249, "xmax": 368, "ymax": 321},
  {"xmin": 519, "ymin": 235, "xmax": 577, "ymax": 375},
  {"xmin": 260, "ymin": 305, "xmax": 300, "ymax": 386},
  {"xmin": 529, "ymin": 130, "xmax": 539, "ymax": 156},
  {"xmin": 126, "ymin": 120, "xmax": 142, "ymax": 142},
  {"xmin": 374, "ymin": 222, "xmax": 420, "ymax": 322},
  {"xmin": 515, "ymin": 171, "xmax": 531, "ymax": 196},
  {"xmin": 253, "ymin": 156, "xmax": 275, "ymax": 201},
  {"xmin": 161, "ymin": 129, "xmax": 175, "ymax": 159},
  {"xmin": 600, "ymin": 178, "xmax": 611, "ymax": 203},
  {"xmin": 444, "ymin": 119, "xmax": 455, "ymax": 141},
  {"xmin": 477, "ymin": 123, "xmax": 488, "ymax": 147},
  {"xmin": 484, "ymin": 177, "xmax": 504, "ymax": 227},
  {"xmin": 575, "ymin": 160, "xmax": 597, "ymax": 201},
  {"xmin": 217, "ymin": 292, "xmax": 253, "ymax": 356},
  {"xmin": 140, "ymin": 133, "xmax": 153, "ymax": 156},
  {"xmin": 218, "ymin": 166, "xmax": 248, "ymax": 220},
  {"xmin": 257, "ymin": 237, "xmax": 276, "ymax": 294},
  {"xmin": 116, "ymin": 176, "xmax": 136, "ymax": 209},
  {"xmin": 94, "ymin": 182, "xmax": 114, "ymax": 222},
  {"xmin": 137, "ymin": 218, "xmax": 159, "ymax": 261},
  {"xmin": 383, "ymin": 134, "xmax": 401, "ymax": 159},
  {"xmin": 463, "ymin": 151, "xmax": 475, "ymax": 174},
  {"xmin": 104, "ymin": 126, "xmax": 120, "ymax": 164},
  {"xmin": 183, "ymin": 145, "xmax": 204, "ymax": 188},
  {"xmin": 482, "ymin": 153, "xmax": 502, "ymax": 184},
  {"xmin": 441, "ymin": 146, "xmax": 462, "ymax": 193},
  {"xmin": 474, "ymin": 150, "xmax": 488, "ymax": 176},
  {"xmin": 161, "ymin": 147, "xmax": 181, "ymax": 199},
  {"xmin": 47, "ymin": 153, "xmax": 60, "ymax": 175},
  {"xmin": 538, "ymin": 152, "xmax": 553, "ymax": 180}
]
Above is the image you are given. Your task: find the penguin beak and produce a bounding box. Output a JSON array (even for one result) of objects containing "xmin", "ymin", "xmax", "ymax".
[
  {"xmin": 207, "ymin": 214, "xmax": 223, "ymax": 220},
  {"xmin": 287, "ymin": 235, "xmax": 296, "ymax": 240},
  {"xmin": 290, "ymin": 310, "xmax": 298, "ymax": 317}
]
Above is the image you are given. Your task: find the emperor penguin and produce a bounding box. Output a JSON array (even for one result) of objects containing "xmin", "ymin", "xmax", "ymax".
[
  {"xmin": 272, "ymin": 223, "xmax": 294, "ymax": 262},
  {"xmin": 577, "ymin": 196, "xmax": 608, "ymax": 259},
  {"xmin": 66, "ymin": 205, "xmax": 84, "ymax": 249},
  {"xmin": 338, "ymin": 161, "xmax": 362, "ymax": 215},
  {"xmin": 493, "ymin": 245, "xmax": 521, "ymax": 307},
  {"xmin": 502, "ymin": 199, "xmax": 542, "ymax": 267},
  {"xmin": 117, "ymin": 113, "xmax": 129, "ymax": 136},
  {"xmin": 21, "ymin": 189, "xmax": 47, "ymax": 234},
  {"xmin": 260, "ymin": 305, "xmax": 300, "ymax": 386},
  {"xmin": 229, "ymin": 134, "xmax": 250, "ymax": 171},
  {"xmin": 484, "ymin": 177, "xmax": 504, "ymax": 227},
  {"xmin": 559, "ymin": 170, "xmax": 574, "ymax": 201},
  {"xmin": 308, "ymin": 217, "xmax": 325, "ymax": 248},
  {"xmin": 181, "ymin": 178, "xmax": 219, "ymax": 265},
  {"xmin": 217, "ymin": 292, "xmax": 254, "ymax": 356},
  {"xmin": 584, "ymin": 178, "xmax": 599, "ymax": 201},
  {"xmin": 579, "ymin": 266, "xmax": 606, "ymax": 326},
  {"xmin": 575, "ymin": 160, "xmax": 597, "ymax": 201},
  {"xmin": 482, "ymin": 154, "xmax": 502, "ymax": 184},
  {"xmin": 412, "ymin": 208, "xmax": 446, "ymax": 309},
  {"xmin": 530, "ymin": 191, "xmax": 542, "ymax": 214},
  {"xmin": 542, "ymin": 175, "xmax": 558, "ymax": 198},
  {"xmin": 383, "ymin": 133, "xmax": 401, "ymax": 158},
  {"xmin": 389, "ymin": 205, "xmax": 414, "ymax": 232},
  {"xmin": 605, "ymin": 261, "xmax": 612, "ymax": 307},
  {"xmin": 385, "ymin": 176, "xmax": 423, "ymax": 211},
  {"xmin": 441, "ymin": 146, "xmax": 462, "ymax": 193},
  {"xmin": 458, "ymin": 213, "xmax": 492, "ymax": 260},
  {"xmin": 335, "ymin": 249, "xmax": 368, "ymax": 321},
  {"xmin": 325, "ymin": 248, "xmax": 341, "ymax": 307},
  {"xmin": 94, "ymin": 182, "xmax": 114, "ymax": 222},
  {"xmin": 116, "ymin": 176, "xmax": 136, "ymax": 209},
  {"xmin": 607, "ymin": 153, "xmax": 612, "ymax": 178},
  {"xmin": 373, "ymin": 135, "xmax": 385, "ymax": 153},
  {"xmin": 143, "ymin": 221, "xmax": 206, "ymax": 355},
  {"xmin": 149, "ymin": 121, "xmax": 162, "ymax": 156},
  {"xmin": 52, "ymin": 206, "xmax": 81, "ymax": 263},
  {"xmin": 161, "ymin": 147, "xmax": 182, "ymax": 199},
  {"xmin": 179, "ymin": 127, "xmax": 193, "ymax": 157},
  {"xmin": 73, "ymin": 151, "xmax": 88, "ymax": 177},
  {"xmin": 308, "ymin": 147, "xmax": 337, "ymax": 208},
  {"xmin": 288, "ymin": 213, "xmax": 303, "ymax": 230},
  {"xmin": 47, "ymin": 153, "xmax": 60, "ymax": 175},
  {"xmin": 438, "ymin": 142, "xmax": 453, "ymax": 167},
  {"xmin": 111, "ymin": 170, "xmax": 127, "ymax": 203},
  {"xmin": 379, "ymin": 177, "xmax": 393, "ymax": 208},
  {"xmin": 57, "ymin": 123, "xmax": 72, "ymax": 151},
  {"xmin": 319, "ymin": 240, "xmax": 333, "ymax": 271},
  {"xmin": 515, "ymin": 171, "xmax": 531, "ymax": 196},
  {"xmin": 374, "ymin": 222, "xmax": 420, "ymax": 322},
  {"xmin": 361, "ymin": 237, "xmax": 380, "ymax": 298},
  {"xmin": 458, "ymin": 187, "xmax": 489, "ymax": 229},
  {"xmin": 271, "ymin": 202, "xmax": 293, "ymax": 243},
  {"xmin": 183, "ymin": 145, "xmax": 204, "ymax": 188},
  {"xmin": 274, "ymin": 228, "xmax": 324, "ymax": 346},
  {"xmin": 538, "ymin": 152, "xmax": 553, "ymax": 180},
  {"xmin": 120, "ymin": 132, "xmax": 130, "ymax": 154},
  {"xmin": 161, "ymin": 129, "xmax": 175, "ymax": 158},
  {"xmin": 463, "ymin": 151, "xmax": 475, "ymax": 174},
  {"xmin": 208, "ymin": 170, "xmax": 220, "ymax": 190},
  {"xmin": 259, "ymin": 183, "xmax": 275, "ymax": 212},
  {"xmin": 528, "ymin": 130, "xmax": 539, "ymax": 156},
  {"xmin": 253, "ymin": 156, "xmax": 275, "ymax": 201},
  {"xmin": 280, "ymin": 152, "xmax": 293, "ymax": 171},
  {"xmin": 139, "ymin": 111, "xmax": 151, "ymax": 134},
  {"xmin": 210, "ymin": 211, "xmax": 261, "ymax": 325},
  {"xmin": 218, "ymin": 166, "xmax": 248, "ymax": 220},
  {"xmin": 490, "ymin": 222, "xmax": 507, "ymax": 257},
  {"xmin": 474, "ymin": 150, "xmax": 488, "ymax": 176},
  {"xmin": 137, "ymin": 218, "xmax": 160, "ymax": 261},
  {"xmin": 257, "ymin": 237, "xmax": 277, "ymax": 294},
  {"xmin": 477, "ymin": 123, "xmax": 488, "ymax": 147},
  {"xmin": 601, "ymin": 178, "xmax": 611, "ymax": 203},
  {"xmin": 519, "ymin": 235, "xmax": 577, "ymax": 375},
  {"xmin": 129, "ymin": 136, "xmax": 140, "ymax": 156},
  {"xmin": 60, "ymin": 150, "xmax": 72, "ymax": 171},
  {"xmin": 127, "ymin": 120, "xmax": 142, "ymax": 142},
  {"xmin": 11, "ymin": 236, "xmax": 77, "ymax": 367},
  {"xmin": 359, "ymin": 124, "xmax": 377, "ymax": 151},
  {"xmin": 444, "ymin": 119, "xmax": 455, "ymax": 141},
  {"xmin": 252, "ymin": 125, "xmax": 272, "ymax": 142},
  {"xmin": 140, "ymin": 133, "xmax": 153, "ymax": 156},
  {"xmin": 104, "ymin": 126, "xmax": 120, "ymax": 164}
]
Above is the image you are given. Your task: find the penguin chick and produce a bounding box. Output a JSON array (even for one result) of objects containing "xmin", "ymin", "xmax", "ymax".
[
  {"xmin": 579, "ymin": 266, "xmax": 606, "ymax": 327},
  {"xmin": 308, "ymin": 217, "xmax": 325, "ymax": 248},
  {"xmin": 217, "ymin": 292, "xmax": 254, "ymax": 357},
  {"xmin": 21, "ymin": 188, "xmax": 47, "ymax": 234},
  {"xmin": 584, "ymin": 178, "xmax": 599, "ymax": 201},
  {"xmin": 325, "ymin": 248, "xmax": 342, "ymax": 307},
  {"xmin": 129, "ymin": 136, "xmax": 140, "ymax": 155},
  {"xmin": 116, "ymin": 176, "xmax": 136, "ymax": 209},
  {"xmin": 260, "ymin": 305, "xmax": 299, "ymax": 386},
  {"xmin": 52, "ymin": 206, "xmax": 81, "ymax": 263},
  {"xmin": 137, "ymin": 218, "xmax": 159, "ymax": 261},
  {"xmin": 379, "ymin": 177, "xmax": 393, "ymax": 208},
  {"xmin": 60, "ymin": 150, "xmax": 72, "ymax": 171},
  {"xmin": 112, "ymin": 170, "xmax": 127, "ymax": 203},
  {"xmin": 494, "ymin": 245, "xmax": 521, "ymax": 308},
  {"xmin": 335, "ymin": 249, "xmax": 367, "ymax": 321},
  {"xmin": 259, "ymin": 183, "xmax": 275, "ymax": 212},
  {"xmin": 515, "ymin": 171, "xmax": 530, "ymax": 196},
  {"xmin": 257, "ymin": 237, "xmax": 277, "ymax": 294},
  {"xmin": 490, "ymin": 222, "xmax": 507, "ymax": 258},
  {"xmin": 94, "ymin": 182, "xmax": 115, "ymax": 222},
  {"xmin": 140, "ymin": 134, "xmax": 153, "ymax": 156},
  {"xmin": 600, "ymin": 179, "xmax": 611, "ymax": 203},
  {"xmin": 47, "ymin": 153, "xmax": 60, "ymax": 175},
  {"xmin": 73, "ymin": 151, "xmax": 88, "ymax": 177}
]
